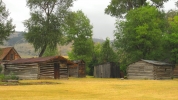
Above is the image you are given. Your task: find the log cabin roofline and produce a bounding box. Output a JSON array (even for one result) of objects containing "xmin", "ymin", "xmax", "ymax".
[
  {"xmin": 0, "ymin": 47, "xmax": 21, "ymax": 60},
  {"xmin": 141, "ymin": 59, "xmax": 173, "ymax": 66},
  {"xmin": 5, "ymin": 56, "xmax": 74, "ymax": 65}
]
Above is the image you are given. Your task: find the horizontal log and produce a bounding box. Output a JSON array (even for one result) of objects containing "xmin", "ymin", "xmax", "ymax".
[
  {"xmin": 127, "ymin": 74, "xmax": 153, "ymax": 76},
  {"xmin": 39, "ymin": 73, "xmax": 54, "ymax": 76},
  {"xmin": 155, "ymin": 77, "xmax": 172, "ymax": 79},
  {"xmin": 17, "ymin": 75, "xmax": 38, "ymax": 80},
  {"xmin": 127, "ymin": 70, "xmax": 153, "ymax": 73},
  {"xmin": 5, "ymin": 70, "xmax": 38, "ymax": 74},
  {"xmin": 6, "ymin": 67, "xmax": 38, "ymax": 71},
  {"xmin": 39, "ymin": 76, "xmax": 54, "ymax": 79},
  {"xmin": 127, "ymin": 76, "xmax": 154, "ymax": 79},
  {"xmin": 40, "ymin": 71, "xmax": 54, "ymax": 74},
  {"xmin": 127, "ymin": 71, "xmax": 153, "ymax": 74},
  {"xmin": 40, "ymin": 68, "xmax": 54, "ymax": 70}
]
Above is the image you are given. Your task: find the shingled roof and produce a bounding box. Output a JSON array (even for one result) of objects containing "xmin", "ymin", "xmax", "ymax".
[{"xmin": 0, "ymin": 47, "xmax": 15, "ymax": 60}]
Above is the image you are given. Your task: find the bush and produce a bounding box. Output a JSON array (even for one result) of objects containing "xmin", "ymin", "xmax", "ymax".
[
  {"xmin": 0, "ymin": 74, "xmax": 5, "ymax": 81},
  {"xmin": 0, "ymin": 72, "xmax": 19, "ymax": 82}
]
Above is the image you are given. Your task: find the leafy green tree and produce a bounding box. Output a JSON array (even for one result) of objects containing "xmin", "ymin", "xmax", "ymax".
[
  {"xmin": 100, "ymin": 38, "xmax": 118, "ymax": 63},
  {"xmin": 66, "ymin": 10, "xmax": 93, "ymax": 74},
  {"xmin": 114, "ymin": 6, "xmax": 166, "ymax": 71},
  {"xmin": 68, "ymin": 39, "xmax": 93, "ymax": 74},
  {"xmin": 0, "ymin": 0, "xmax": 15, "ymax": 44},
  {"xmin": 105, "ymin": 0, "xmax": 169, "ymax": 17},
  {"xmin": 164, "ymin": 14, "xmax": 178, "ymax": 64},
  {"xmin": 176, "ymin": 1, "xmax": 178, "ymax": 7},
  {"xmin": 166, "ymin": 10, "xmax": 178, "ymax": 19},
  {"xmin": 43, "ymin": 46, "xmax": 59, "ymax": 57},
  {"xmin": 88, "ymin": 43, "xmax": 101, "ymax": 76},
  {"xmin": 63, "ymin": 10, "xmax": 93, "ymax": 43},
  {"xmin": 24, "ymin": 0, "xmax": 74, "ymax": 57}
]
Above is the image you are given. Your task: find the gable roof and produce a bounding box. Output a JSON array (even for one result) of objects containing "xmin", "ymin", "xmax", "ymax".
[
  {"xmin": 0, "ymin": 47, "xmax": 12, "ymax": 60},
  {"xmin": 5, "ymin": 56, "xmax": 74, "ymax": 65},
  {"xmin": 141, "ymin": 59, "xmax": 173, "ymax": 66},
  {"xmin": 0, "ymin": 47, "xmax": 21, "ymax": 60}
]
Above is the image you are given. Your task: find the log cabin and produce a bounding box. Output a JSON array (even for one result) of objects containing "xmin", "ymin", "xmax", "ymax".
[
  {"xmin": 4, "ymin": 56, "xmax": 74, "ymax": 80},
  {"xmin": 0, "ymin": 47, "xmax": 21, "ymax": 73},
  {"xmin": 0, "ymin": 47, "xmax": 21, "ymax": 62},
  {"xmin": 94, "ymin": 62, "xmax": 120, "ymax": 78},
  {"xmin": 127, "ymin": 60, "xmax": 174, "ymax": 80},
  {"xmin": 69, "ymin": 60, "xmax": 86, "ymax": 78}
]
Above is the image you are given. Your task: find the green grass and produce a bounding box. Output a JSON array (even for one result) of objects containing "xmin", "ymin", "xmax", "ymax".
[{"xmin": 0, "ymin": 77, "xmax": 178, "ymax": 100}]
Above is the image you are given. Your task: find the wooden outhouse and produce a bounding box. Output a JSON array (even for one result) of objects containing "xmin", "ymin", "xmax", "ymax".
[
  {"xmin": 0, "ymin": 47, "xmax": 21, "ymax": 62},
  {"xmin": 127, "ymin": 60, "xmax": 174, "ymax": 80},
  {"xmin": 94, "ymin": 62, "xmax": 120, "ymax": 78},
  {"xmin": 69, "ymin": 60, "xmax": 86, "ymax": 78},
  {"xmin": 4, "ymin": 56, "xmax": 74, "ymax": 80}
]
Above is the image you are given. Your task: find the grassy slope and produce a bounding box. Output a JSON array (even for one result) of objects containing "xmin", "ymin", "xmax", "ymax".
[{"xmin": 0, "ymin": 77, "xmax": 178, "ymax": 100}]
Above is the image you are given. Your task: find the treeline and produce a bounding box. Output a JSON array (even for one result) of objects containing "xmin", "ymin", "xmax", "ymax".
[
  {"xmin": 105, "ymin": 0, "xmax": 178, "ymax": 73},
  {"xmin": 1, "ymin": 0, "xmax": 178, "ymax": 75}
]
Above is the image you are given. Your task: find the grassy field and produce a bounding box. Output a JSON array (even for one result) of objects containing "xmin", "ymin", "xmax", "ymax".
[{"xmin": 0, "ymin": 77, "xmax": 178, "ymax": 100}]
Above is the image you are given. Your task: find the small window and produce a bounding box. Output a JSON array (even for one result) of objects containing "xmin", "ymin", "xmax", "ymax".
[
  {"xmin": 10, "ymin": 54, "xmax": 14, "ymax": 60},
  {"xmin": 165, "ymin": 68, "xmax": 167, "ymax": 72}
]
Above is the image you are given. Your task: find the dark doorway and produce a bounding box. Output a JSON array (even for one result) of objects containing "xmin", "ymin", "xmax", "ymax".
[{"xmin": 54, "ymin": 63, "xmax": 60, "ymax": 79}]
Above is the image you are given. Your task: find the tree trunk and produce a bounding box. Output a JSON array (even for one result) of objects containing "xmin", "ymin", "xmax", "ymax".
[{"xmin": 39, "ymin": 45, "xmax": 47, "ymax": 57}]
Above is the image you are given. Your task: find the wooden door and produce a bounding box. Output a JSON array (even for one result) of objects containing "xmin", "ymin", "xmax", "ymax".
[{"xmin": 54, "ymin": 63, "xmax": 60, "ymax": 79}]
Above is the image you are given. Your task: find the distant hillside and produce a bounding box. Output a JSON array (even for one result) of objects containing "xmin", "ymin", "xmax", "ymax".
[{"xmin": 2, "ymin": 32, "xmax": 105, "ymax": 58}]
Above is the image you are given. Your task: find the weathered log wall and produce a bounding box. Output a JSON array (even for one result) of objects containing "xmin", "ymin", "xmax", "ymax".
[
  {"xmin": 39, "ymin": 62, "xmax": 68, "ymax": 79},
  {"xmin": 127, "ymin": 61, "xmax": 154, "ymax": 79},
  {"xmin": 39, "ymin": 62, "xmax": 54, "ymax": 79},
  {"xmin": 59, "ymin": 63, "xmax": 68, "ymax": 79},
  {"xmin": 5, "ymin": 63, "xmax": 38, "ymax": 79},
  {"xmin": 5, "ymin": 61, "xmax": 69, "ymax": 80},
  {"xmin": 127, "ymin": 61, "xmax": 173, "ymax": 80},
  {"xmin": 69, "ymin": 67, "xmax": 78, "ymax": 77},
  {"xmin": 173, "ymin": 66, "xmax": 178, "ymax": 78},
  {"xmin": 78, "ymin": 63, "xmax": 86, "ymax": 77},
  {"xmin": 69, "ymin": 63, "xmax": 86, "ymax": 78},
  {"xmin": 154, "ymin": 65, "xmax": 173, "ymax": 80}
]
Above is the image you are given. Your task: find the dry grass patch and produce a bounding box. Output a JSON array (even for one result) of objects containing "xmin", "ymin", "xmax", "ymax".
[{"xmin": 0, "ymin": 77, "xmax": 178, "ymax": 100}]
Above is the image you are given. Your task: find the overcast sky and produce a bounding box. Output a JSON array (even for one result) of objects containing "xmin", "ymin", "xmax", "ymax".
[{"xmin": 2, "ymin": 0, "xmax": 177, "ymax": 40}]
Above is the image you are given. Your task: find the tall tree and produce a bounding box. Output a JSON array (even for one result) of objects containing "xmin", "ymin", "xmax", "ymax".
[
  {"xmin": 164, "ymin": 12, "xmax": 178, "ymax": 64},
  {"xmin": 105, "ymin": 0, "xmax": 169, "ymax": 17},
  {"xmin": 24, "ymin": 0, "xmax": 74, "ymax": 57},
  {"xmin": 66, "ymin": 10, "xmax": 93, "ymax": 70},
  {"xmin": 43, "ymin": 46, "xmax": 59, "ymax": 57},
  {"xmin": 0, "ymin": 0, "xmax": 15, "ymax": 44},
  {"xmin": 88, "ymin": 43, "xmax": 101, "ymax": 76},
  {"xmin": 114, "ymin": 6, "xmax": 166, "ymax": 71},
  {"xmin": 176, "ymin": 1, "xmax": 178, "ymax": 7},
  {"xmin": 100, "ymin": 38, "xmax": 118, "ymax": 63}
]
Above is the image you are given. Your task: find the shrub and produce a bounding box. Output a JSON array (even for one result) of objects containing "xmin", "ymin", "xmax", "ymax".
[
  {"xmin": 0, "ymin": 74, "xmax": 5, "ymax": 81},
  {"xmin": 0, "ymin": 72, "xmax": 19, "ymax": 82},
  {"xmin": 8, "ymin": 72, "xmax": 19, "ymax": 80}
]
